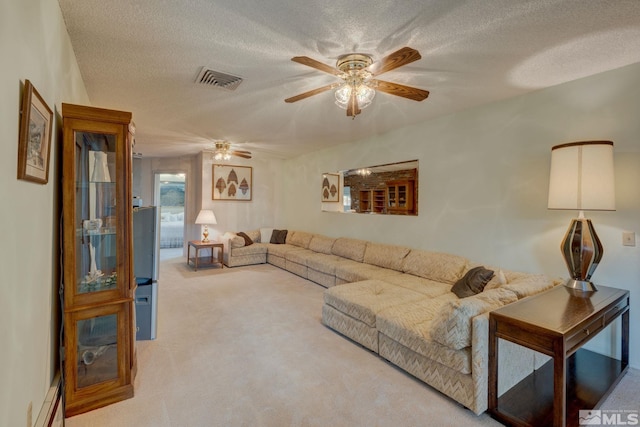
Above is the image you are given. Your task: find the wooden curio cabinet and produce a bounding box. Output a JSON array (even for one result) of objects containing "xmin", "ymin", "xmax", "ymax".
[
  {"xmin": 387, "ymin": 180, "xmax": 415, "ymax": 214},
  {"xmin": 61, "ymin": 104, "xmax": 136, "ymax": 417}
]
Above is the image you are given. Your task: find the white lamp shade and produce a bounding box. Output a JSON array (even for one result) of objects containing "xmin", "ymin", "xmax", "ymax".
[
  {"xmin": 547, "ymin": 141, "xmax": 615, "ymax": 211},
  {"xmin": 195, "ymin": 209, "xmax": 217, "ymax": 225}
]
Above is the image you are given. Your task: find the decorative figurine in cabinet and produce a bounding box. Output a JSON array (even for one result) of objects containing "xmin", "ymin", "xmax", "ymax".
[{"xmin": 61, "ymin": 104, "xmax": 136, "ymax": 417}]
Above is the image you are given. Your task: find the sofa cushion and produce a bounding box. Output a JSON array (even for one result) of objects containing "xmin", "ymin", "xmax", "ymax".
[
  {"xmin": 402, "ymin": 249, "xmax": 468, "ymax": 284},
  {"xmin": 307, "ymin": 253, "xmax": 350, "ymax": 274},
  {"xmin": 267, "ymin": 243, "xmax": 304, "ymax": 258},
  {"xmin": 335, "ymin": 262, "xmax": 403, "ymax": 284},
  {"xmin": 288, "ymin": 231, "xmax": 314, "ymax": 248},
  {"xmin": 451, "ymin": 266, "xmax": 495, "ymax": 298},
  {"xmin": 270, "ymin": 229, "xmax": 288, "ymax": 244},
  {"xmin": 286, "ymin": 248, "xmax": 315, "ymax": 265},
  {"xmin": 332, "ymin": 237, "xmax": 368, "ymax": 262},
  {"xmin": 363, "ymin": 242, "xmax": 411, "ymax": 271},
  {"xmin": 382, "ymin": 274, "xmax": 452, "ymax": 298},
  {"xmin": 502, "ymin": 274, "xmax": 557, "ymax": 299},
  {"xmin": 430, "ymin": 287, "xmax": 518, "ymax": 350},
  {"xmin": 308, "ymin": 235, "xmax": 337, "ymax": 255},
  {"xmin": 324, "ymin": 280, "xmax": 426, "ymax": 328},
  {"xmin": 231, "ymin": 242, "xmax": 267, "ymax": 256}
]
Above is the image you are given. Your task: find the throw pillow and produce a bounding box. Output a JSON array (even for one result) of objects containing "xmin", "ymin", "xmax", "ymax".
[
  {"xmin": 236, "ymin": 231, "xmax": 253, "ymax": 246},
  {"xmin": 451, "ymin": 266, "xmax": 495, "ymax": 298},
  {"xmin": 270, "ymin": 229, "xmax": 288, "ymax": 244},
  {"xmin": 485, "ymin": 269, "xmax": 508, "ymax": 290},
  {"xmin": 260, "ymin": 227, "xmax": 274, "ymax": 243}
]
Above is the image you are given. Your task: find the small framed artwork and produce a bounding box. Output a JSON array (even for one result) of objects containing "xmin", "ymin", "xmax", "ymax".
[
  {"xmin": 322, "ymin": 173, "xmax": 340, "ymax": 202},
  {"xmin": 213, "ymin": 164, "xmax": 252, "ymax": 201},
  {"xmin": 17, "ymin": 80, "xmax": 53, "ymax": 184}
]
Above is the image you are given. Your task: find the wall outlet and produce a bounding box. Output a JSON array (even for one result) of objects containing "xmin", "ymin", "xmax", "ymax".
[
  {"xmin": 622, "ymin": 231, "xmax": 636, "ymax": 247},
  {"xmin": 27, "ymin": 401, "xmax": 32, "ymax": 427}
]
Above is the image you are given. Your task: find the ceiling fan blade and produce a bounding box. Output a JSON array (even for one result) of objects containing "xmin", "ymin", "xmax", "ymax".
[
  {"xmin": 346, "ymin": 90, "xmax": 361, "ymax": 118},
  {"xmin": 372, "ymin": 79, "xmax": 429, "ymax": 101},
  {"xmin": 285, "ymin": 83, "xmax": 339, "ymax": 103},
  {"xmin": 232, "ymin": 152, "xmax": 252, "ymax": 159},
  {"xmin": 291, "ymin": 56, "xmax": 342, "ymax": 76},
  {"xmin": 368, "ymin": 47, "xmax": 422, "ymax": 76}
]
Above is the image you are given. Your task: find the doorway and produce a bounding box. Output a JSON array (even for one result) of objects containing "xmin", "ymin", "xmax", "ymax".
[{"xmin": 154, "ymin": 172, "xmax": 186, "ymax": 259}]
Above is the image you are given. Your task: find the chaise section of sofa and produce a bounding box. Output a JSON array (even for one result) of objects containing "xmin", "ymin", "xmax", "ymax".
[{"xmin": 321, "ymin": 251, "xmax": 558, "ymax": 415}]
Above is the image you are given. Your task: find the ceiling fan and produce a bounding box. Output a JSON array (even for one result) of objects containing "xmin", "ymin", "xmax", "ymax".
[
  {"xmin": 285, "ymin": 47, "xmax": 429, "ymax": 118},
  {"xmin": 211, "ymin": 141, "xmax": 252, "ymax": 160}
]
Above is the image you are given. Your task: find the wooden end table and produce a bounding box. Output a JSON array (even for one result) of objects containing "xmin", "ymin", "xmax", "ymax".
[
  {"xmin": 187, "ymin": 240, "xmax": 223, "ymax": 271},
  {"xmin": 488, "ymin": 285, "xmax": 629, "ymax": 427}
]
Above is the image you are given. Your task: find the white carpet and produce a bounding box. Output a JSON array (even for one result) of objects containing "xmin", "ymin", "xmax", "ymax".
[{"xmin": 65, "ymin": 256, "xmax": 638, "ymax": 426}]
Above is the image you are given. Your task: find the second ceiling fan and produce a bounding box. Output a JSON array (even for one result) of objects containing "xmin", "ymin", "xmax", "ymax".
[
  {"xmin": 285, "ymin": 47, "xmax": 429, "ymax": 118},
  {"xmin": 212, "ymin": 141, "xmax": 252, "ymax": 160}
]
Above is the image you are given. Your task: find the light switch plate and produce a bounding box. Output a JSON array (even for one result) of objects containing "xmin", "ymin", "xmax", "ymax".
[{"xmin": 622, "ymin": 231, "xmax": 636, "ymax": 247}]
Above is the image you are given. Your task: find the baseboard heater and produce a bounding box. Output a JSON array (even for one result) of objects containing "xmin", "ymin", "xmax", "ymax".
[{"xmin": 35, "ymin": 373, "xmax": 63, "ymax": 427}]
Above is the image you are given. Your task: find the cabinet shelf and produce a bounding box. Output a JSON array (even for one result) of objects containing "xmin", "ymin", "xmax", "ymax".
[{"xmin": 77, "ymin": 228, "xmax": 117, "ymax": 236}]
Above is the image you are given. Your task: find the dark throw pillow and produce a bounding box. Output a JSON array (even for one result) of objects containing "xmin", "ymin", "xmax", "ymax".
[
  {"xmin": 236, "ymin": 231, "xmax": 253, "ymax": 246},
  {"xmin": 270, "ymin": 229, "xmax": 288, "ymax": 244},
  {"xmin": 451, "ymin": 266, "xmax": 495, "ymax": 298}
]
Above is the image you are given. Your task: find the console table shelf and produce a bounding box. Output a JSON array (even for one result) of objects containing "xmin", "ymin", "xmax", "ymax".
[
  {"xmin": 496, "ymin": 348, "xmax": 626, "ymax": 426},
  {"xmin": 489, "ymin": 285, "xmax": 629, "ymax": 427}
]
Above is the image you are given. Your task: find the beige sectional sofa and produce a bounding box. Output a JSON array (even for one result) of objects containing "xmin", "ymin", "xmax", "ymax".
[{"xmin": 221, "ymin": 229, "xmax": 558, "ymax": 414}]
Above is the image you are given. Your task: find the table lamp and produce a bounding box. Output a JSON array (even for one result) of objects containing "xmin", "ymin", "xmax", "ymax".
[
  {"xmin": 547, "ymin": 141, "xmax": 615, "ymax": 292},
  {"xmin": 195, "ymin": 209, "xmax": 217, "ymax": 243}
]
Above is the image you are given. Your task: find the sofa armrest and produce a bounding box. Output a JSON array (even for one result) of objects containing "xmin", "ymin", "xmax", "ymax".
[
  {"xmin": 471, "ymin": 311, "xmax": 538, "ymax": 414},
  {"xmin": 430, "ymin": 288, "xmax": 518, "ymax": 350}
]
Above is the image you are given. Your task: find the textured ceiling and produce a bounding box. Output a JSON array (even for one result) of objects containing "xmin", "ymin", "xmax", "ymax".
[{"xmin": 57, "ymin": 0, "xmax": 640, "ymax": 159}]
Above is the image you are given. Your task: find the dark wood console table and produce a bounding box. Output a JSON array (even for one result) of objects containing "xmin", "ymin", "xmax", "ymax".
[{"xmin": 489, "ymin": 285, "xmax": 629, "ymax": 427}]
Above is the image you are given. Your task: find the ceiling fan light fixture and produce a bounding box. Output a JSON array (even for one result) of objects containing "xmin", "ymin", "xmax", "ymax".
[
  {"xmin": 211, "ymin": 140, "xmax": 252, "ymax": 161},
  {"xmin": 334, "ymin": 82, "xmax": 375, "ymax": 110},
  {"xmin": 213, "ymin": 141, "xmax": 233, "ymax": 161}
]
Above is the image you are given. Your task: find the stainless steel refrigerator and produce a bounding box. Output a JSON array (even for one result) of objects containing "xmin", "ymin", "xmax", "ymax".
[{"xmin": 133, "ymin": 206, "xmax": 160, "ymax": 340}]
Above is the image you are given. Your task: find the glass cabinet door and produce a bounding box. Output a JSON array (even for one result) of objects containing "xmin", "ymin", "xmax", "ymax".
[
  {"xmin": 65, "ymin": 303, "xmax": 131, "ymax": 404},
  {"xmin": 387, "ymin": 185, "xmax": 397, "ymax": 208},
  {"xmin": 76, "ymin": 313, "xmax": 119, "ymax": 388},
  {"xmin": 397, "ymin": 184, "xmax": 407, "ymax": 208},
  {"xmin": 75, "ymin": 131, "xmax": 118, "ymax": 295}
]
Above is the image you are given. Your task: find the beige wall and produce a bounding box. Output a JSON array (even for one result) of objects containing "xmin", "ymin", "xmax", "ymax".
[
  {"xmin": 281, "ymin": 62, "xmax": 640, "ymax": 368},
  {"xmin": 0, "ymin": 0, "xmax": 90, "ymax": 425},
  {"xmin": 198, "ymin": 154, "xmax": 285, "ymax": 242}
]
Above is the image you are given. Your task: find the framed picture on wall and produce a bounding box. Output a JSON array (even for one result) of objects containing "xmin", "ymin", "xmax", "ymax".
[
  {"xmin": 322, "ymin": 173, "xmax": 340, "ymax": 202},
  {"xmin": 17, "ymin": 80, "xmax": 53, "ymax": 184},
  {"xmin": 213, "ymin": 164, "xmax": 252, "ymax": 201}
]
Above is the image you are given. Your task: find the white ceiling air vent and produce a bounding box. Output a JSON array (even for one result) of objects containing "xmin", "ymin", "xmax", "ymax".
[{"xmin": 195, "ymin": 67, "xmax": 243, "ymax": 91}]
